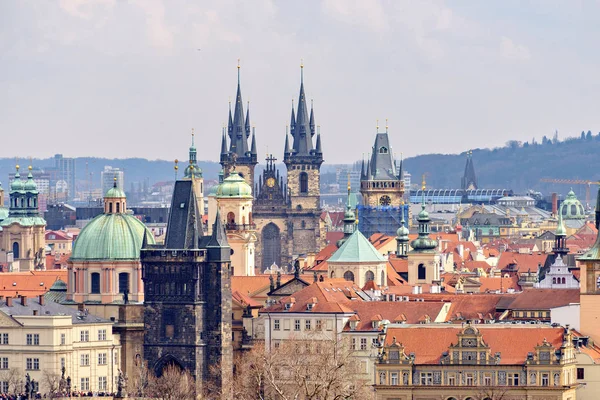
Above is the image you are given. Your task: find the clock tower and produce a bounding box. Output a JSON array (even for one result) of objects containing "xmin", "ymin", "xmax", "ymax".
[{"xmin": 360, "ymin": 124, "xmax": 404, "ymax": 207}]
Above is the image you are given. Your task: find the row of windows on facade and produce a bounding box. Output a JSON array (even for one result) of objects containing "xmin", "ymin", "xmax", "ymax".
[
  {"xmin": 336, "ymin": 270, "xmax": 385, "ymax": 285},
  {"xmin": 361, "ymin": 181, "xmax": 401, "ymax": 189},
  {"xmin": 0, "ymin": 330, "xmax": 108, "ymax": 346},
  {"xmin": 377, "ymin": 370, "xmax": 565, "ymax": 387},
  {"xmin": 0, "ymin": 377, "xmax": 113, "ymax": 393},
  {"xmin": 75, "ymin": 272, "xmax": 130, "ymax": 294},
  {"xmin": 273, "ymin": 319, "xmax": 338, "ymax": 331},
  {"xmin": 512, "ymin": 311, "xmax": 550, "ymax": 318},
  {"xmin": 0, "ymin": 352, "xmax": 117, "ymax": 371}
]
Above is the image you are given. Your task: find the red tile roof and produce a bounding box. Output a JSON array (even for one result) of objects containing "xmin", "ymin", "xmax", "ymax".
[
  {"xmin": 384, "ymin": 325, "xmax": 565, "ymax": 364},
  {"xmin": 0, "ymin": 271, "xmax": 67, "ymax": 297},
  {"xmin": 506, "ymin": 289, "xmax": 579, "ymax": 310},
  {"xmin": 496, "ymin": 251, "xmax": 548, "ymax": 273},
  {"xmin": 345, "ymin": 301, "xmax": 446, "ymax": 330}
]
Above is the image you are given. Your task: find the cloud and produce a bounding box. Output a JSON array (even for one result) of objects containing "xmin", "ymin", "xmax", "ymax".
[
  {"xmin": 500, "ymin": 36, "xmax": 531, "ymax": 61},
  {"xmin": 59, "ymin": 0, "xmax": 115, "ymax": 19},
  {"xmin": 131, "ymin": 0, "xmax": 174, "ymax": 48},
  {"xmin": 321, "ymin": 0, "xmax": 389, "ymax": 33}
]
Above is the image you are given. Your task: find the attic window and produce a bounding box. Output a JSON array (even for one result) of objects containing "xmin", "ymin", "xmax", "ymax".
[
  {"xmin": 379, "ymin": 146, "xmax": 388, "ymax": 154},
  {"xmin": 307, "ymin": 303, "xmax": 314, "ymax": 311},
  {"xmin": 284, "ymin": 303, "xmax": 291, "ymax": 310}
]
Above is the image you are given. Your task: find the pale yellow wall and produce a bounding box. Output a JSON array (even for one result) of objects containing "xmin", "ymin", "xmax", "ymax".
[
  {"xmin": 0, "ymin": 224, "xmax": 46, "ymax": 271},
  {"xmin": 328, "ymin": 261, "xmax": 387, "ymax": 288},
  {"xmin": 407, "ymin": 252, "xmax": 441, "ymax": 285}
]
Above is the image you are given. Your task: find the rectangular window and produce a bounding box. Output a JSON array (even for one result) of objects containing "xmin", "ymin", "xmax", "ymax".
[
  {"xmin": 305, "ymin": 320, "xmax": 311, "ymax": 330},
  {"xmin": 80, "ymin": 330, "xmax": 89, "ymax": 342},
  {"xmin": 60, "ymin": 358, "xmax": 65, "ymax": 370},
  {"xmin": 508, "ymin": 373, "xmax": 519, "ymax": 386},
  {"xmin": 448, "ymin": 375, "xmax": 456, "ymax": 386},
  {"xmin": 466, "ymin": 373, "xmax": 474, "ymax": 386},
  {"xmin": 81, "ymin": 354, "xmax": 90, "ymax": 366},
  {"xmin": 420, "ymin": 372, "xmax": 433, "ymax": 385},
  {"xmin": 80, "ymin": 377, "xmax": 90, "ymax": 391},
  {"xmin": 0, "ymin": 358, "xmax": 7, "ymax": 369},
  {"xmin": 577, "ymin": 368, "xmax": 585, "ymax": 380},
  {"xmin": 484, "ymin": 374, "xmax": 492, "ymax": 386},
  {"xmin": 26, "ymin": 334, "xmax": 39, "ymax": 346},
  {"xmin": 98, "ymin": 329, "xmax": 107, "ymax": 341},
  {"xmin": 541, "ymin": 373, "xmax": 549, "ymax": 386},
  {"xmin": 98, "ymin": 376, "xmax": 107, "ymax": 391},
  {"xmin": 294, "ymin": 319, "xmax": 301, "ymax": 331},
  {"xmin": 360, "ymin": 338, "xmax": 368, "ymax": 351},
  {"xmin": 273, "ymin": 320, "xmax": 280, "ymax": 331},
  {"xmin": 98, "ymin": 353, "xmax": 107, "ymax": 365},
  {"xmin": 390, "ymin": 372, "xmax": 399, "ymax": 385},
  {"xmin": 1, "ymin": 333, "xmax": 8, "ymax": 345},
  {"xmin": 60, "ymin": 333, "xmax": 66, "ymax": 345},
  {"xmin": 351, "ymin": 338, "xmax": 356, "ymax": 350},
  {"xmin": 316, "ymin": 320, "xmax": 323, "ymax": 331},
  {"xmin": 26, "ymin": 358, "xmax": 39, "ymax": 370},
  {"xmin": 114, "ymin": 351, "xmax": 118, "ymax": 365},
  {"xmin": 0, "ymin": 382, "xmax": 7, "ymax": 393}
]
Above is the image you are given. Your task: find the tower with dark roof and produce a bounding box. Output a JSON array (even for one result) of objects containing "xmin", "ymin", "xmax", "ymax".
[
  {"xmin": 220, "ymin": 63, "xmax": 258, "ymax": 189},
  {"xmin": 461, "ymin": 150, "xmax": 478, "ymax": 190},
  {"xmin": 142, "ymin": 178, "xmax": 232, "ymax": 398},
  {"xmin": 360, "ymin": 124, "xmax": 404, "ymax": 208}
]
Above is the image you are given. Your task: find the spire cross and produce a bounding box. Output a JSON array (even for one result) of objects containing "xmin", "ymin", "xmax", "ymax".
[
  {"xmin": 385, "ymin": 118, "xmax": 388, "ymax": 133},
  {"xmin": 237, "ymin": 59, "xmax": 240, "ymax": 83},
  {"xmin": 174, "ymin": 159, "xmax": 179, "ymax": 181},
  {"xmin": 191, "ymin": 128, "xmax": 195, "ymax": 146},
  {"xmin": 300, "ymin": 59, "xmax": 304, "ymax": 83}
]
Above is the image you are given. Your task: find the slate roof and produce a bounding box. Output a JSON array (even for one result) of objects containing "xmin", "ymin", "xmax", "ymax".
[{"xmin": 0, "ymin": 296, "xmax": 110, "ymax": 325}]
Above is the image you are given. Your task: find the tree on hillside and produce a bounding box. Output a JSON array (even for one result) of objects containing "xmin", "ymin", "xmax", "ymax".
[
  {"xmin": 587, "ymin": 130, "xmax": 593, "ymax": 140},
  {"xmin": 204, "ymin": 336, "xmax": 371, "ymax": 400}
]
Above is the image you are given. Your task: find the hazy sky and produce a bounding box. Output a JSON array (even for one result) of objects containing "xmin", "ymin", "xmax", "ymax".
[{"xmin": 2, "ymin": 1, "xmax": 600, "ymax": 164}]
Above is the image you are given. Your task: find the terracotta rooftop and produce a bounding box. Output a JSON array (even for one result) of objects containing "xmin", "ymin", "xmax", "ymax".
[
  {"xmin": 497, "ymin": 251, "xmax": 548, "ymax": 273},
  {"xmin": 384, "ymin": 325, "xmax": 565, "ymax": 365},
  {"xmin": 0, "ymin": 271, "xmax": 68, "ymax": 297},
  {"xmin": 506, "ymin": 289, "xmax": 579, "ymax": 311},
  {"xmin": 344, "ymin": 301, "xmax": 446, "ymax": 331}
]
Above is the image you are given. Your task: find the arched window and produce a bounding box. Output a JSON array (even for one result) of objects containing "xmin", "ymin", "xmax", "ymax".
[
  {"xmin": 571, "ymin": 205, "xmax": 577, "ymax": 215},
  {"xmin": 330, "ymin": 271, "xmax": 335, "ymax": 278},
  {"xmin": 227, "ymin": 212, "xmax": 235, "ymax": 226},
  {"xmin": 343, "ymin": 271, "xmax": 354, "ymax": 282},
  {"xmin": 116, "ymin": 202, "xmax": 120, "ymax": 213},
  {"xmin": 12, "ymin": 242, "xmax": 19, "ymax": 259},
  {"xmin": 597, "ymin": 276, "xmax": 600, "ymax": 289},
  {"xmin": 248, "ymin": 212, "xmax": 253, "ymax": 224},
  {"xmin": 381, "ymin": 270, "xmax": 385, "ymax": 287},
  {"xmin": 418, "ymin": 263, "xmax": 426, "ymax": 280},
  {"xmin": 91, "ymin": 273, "xmax": 101, "ymax": 294},
  {"xmin": 299, "ymin": 172, "xmax": 308, "ymax": 194},
  {"xmin": 552, "ymin": 277, "xmax": 556, "ymax": 284},
  {"xmin": 118, "ymin": 272, "xmax": 130, "ymax": 294},
  {"xmin": 379, "ymin": 146, "xmax": 388, "ymax": 154},
  {"xmin": 365, "ymin": 270, "xmax": 375, "ymax": 282},
  {"xmin": 261, "ymin": 223, "xmax": 281, "ymax": 272},
  {"xmin": 109, "ymin": 203, "xmax": 113, "ymax": 213},
  {"xmin": 562, "ymin": 277, "xmax": 566, "ymax": 284}
]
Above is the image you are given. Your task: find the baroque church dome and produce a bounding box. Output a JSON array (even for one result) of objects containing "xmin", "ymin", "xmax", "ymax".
[
  {"xmin": 216, "ymin": 171, "xmax": 252, "ymax": 198},
  {"xmin": 70, "ymin": 185, "xmax": 155, "ymax": 261}
]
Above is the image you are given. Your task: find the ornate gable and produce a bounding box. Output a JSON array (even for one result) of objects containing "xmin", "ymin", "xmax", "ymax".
[{"xmin": 442, "ymin": 325, "xmax": 497, "ymax": 365}]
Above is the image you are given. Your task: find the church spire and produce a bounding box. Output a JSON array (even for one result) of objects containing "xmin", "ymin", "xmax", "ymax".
[
  {"xmin": 337, "ymin": 175, "xmax": 356, "ymax": 248},
  {"xmin": 461, "ymin": 150, "xmax": 478, "ymax": 190},
  {"xmin": 290, "ymin": 62, "xmax": 314, "ymax": 156},
  {"xmin": 227, "ymin": 60, "xmax": 250, "ymax": 158},
  {"xmin": 553, "ymin": 209, "xmax": 568, "ymax": 257},
  {"xmin": 284, "ymin": 128, "xmax": 291, "ymax": 155},
  {"xmin": 250, "ymin": 127, "xmax": 257, "ymax": 156}
]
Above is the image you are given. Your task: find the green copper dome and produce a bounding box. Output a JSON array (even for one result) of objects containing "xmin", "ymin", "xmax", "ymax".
[
  {"xmin": 24, "ymin": 172, "xmax": 37, "ymax": 193},
  {"xmin": 216, "ymin": 171, "xmax": 252, "ymax": 198},
  {"xmin": 70, "ymin": 213, "xmax": 155, "ymax": 261},
  {"xmin": 410, "ymin": 204, "xmax": 438, "ymax": 251},
  {"xmin": 105, "ymin": 186, "xmax": 126, "ymax": 198},
  {"xmin": 561, "ymin": 190, "xmax": 585, "ymax": 220},
  {"xmin": 10, "ymin": 171, "xmax": 24, "ymax": 193},
  {"xmin": 396, "ymin": 220, "xmax": 409, "ymax": 240}
]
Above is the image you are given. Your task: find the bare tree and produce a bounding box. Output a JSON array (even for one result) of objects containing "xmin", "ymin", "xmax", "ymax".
[
  {"xmin": 130, "ymin": 358, "xmax": 152, "ymax": 398},
  {"xmin": 41, "ymin": 370, "xmax": 61, "ymax": 398},
  {"xmin": 474, "ymin": 386, "xmax": 508, "ymax": 400},
  {"xmin": 147, "ymin": 364, "xmax": 196, "ymax": 400},
  {"xmin": 0, "ymin": 367, "xmax": 22, "ymax": 395},
  {"xmin": 205, "ymin": 334, "xmax": 371, "ymax": 400}
]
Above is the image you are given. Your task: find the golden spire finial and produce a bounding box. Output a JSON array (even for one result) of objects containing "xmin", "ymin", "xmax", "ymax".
[
  {"xmin": 376, "ymin": 119, "xmax": 379, "ymax": 131},
  {"xmin": 422, "ymin": 174, "xmax": 426, "ymax": 191},
  {"xmin": 347, "ymin": 172, "xmax": 351, "ymax": 192},
  {"xmin": 300, "ymin": 58, "xmax": 304, "ymax": 69},
  {"xmin": 385, "ymin": 118, "xmax": 388, "ymax": 132},
  {"xmin": 237, "ymin": 58, "xmax": 240, "ymax": 69}
]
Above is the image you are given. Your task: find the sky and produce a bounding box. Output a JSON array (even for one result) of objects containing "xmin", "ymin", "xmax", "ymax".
[{"xmin": 2, "ymin": 1, "xmax": 600, "ymax": 164}]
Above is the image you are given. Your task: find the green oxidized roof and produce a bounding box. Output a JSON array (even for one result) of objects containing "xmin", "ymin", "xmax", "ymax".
[
  {"xmin": 561, "ymin": 190, "xmax": 586, "ymax": 220},
  {"xmin": 555, "ymin": 211, "xmax": 566, "ymax": 237},
  {"xmin": 105, "ymin": 186, "xmax": 126, "ymax": 199},
  {"xmin": 0, "ymin": 207, "xmax": 8, "ymax": 221},
  {"xmin": 0, "ymin": 216, "xmax": 46, "ymax": 227},
  {"xmin": 329, "ymin": 230, "xmax": 386, "ymax": 263},
  {"xmin": 70, "ymin": 213, "xmax": 155, "ymax": 261},
  {"xmin": 396, "ymin": 220, "xmax": 409, "ymax": 240},
  {"xmin": 216, "ymin": 171, "xmax": 252, "ymax": 198}
]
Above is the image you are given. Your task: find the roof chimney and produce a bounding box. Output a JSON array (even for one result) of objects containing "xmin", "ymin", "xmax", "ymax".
[
  {"xmin": 6, "ymin": 297, "xmax": 12, "ymax": 307},
  {"xmin": 21, "ymin": 296, "xmax": 27, "ymax": 306},
  {"xmin": 38, "ymin": 295, "xmax": 45, "ymax": 306}
]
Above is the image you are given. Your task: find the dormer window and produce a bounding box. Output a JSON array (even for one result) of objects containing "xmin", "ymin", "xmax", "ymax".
[
  {"xmin": 284, "ymin": 303, "xmax": 292, "ymax": 311},
  {"xmin": 307, "ymin": 303, "xmax": 314, "ymax": 311},
  {"xmin": 350, "ymin": 321, "xmax": 357, "ymax": 330},
  {"xmin": 372, "ymin": 321, "xmax": 379, "ymax": 329},
  {"xmin": 379, "ymin": 146, "xmax": 388, "ymax": 154}
]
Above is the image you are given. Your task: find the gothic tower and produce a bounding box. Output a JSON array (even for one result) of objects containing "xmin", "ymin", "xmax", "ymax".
[
  {"xmin": 360, "ymin": 124, "xmax": 404, "ymax": 207},
  {"xmin": 142, "ymin": 179, "xmax": 232, "ymax": 398},
  {"xmin": 461, "ymin": 150, "xmax": 478, "ymax": 190},
  {"xmin": 220, "ymin": 63, "xmax": 258, "ymax": 188},
  {"xmin": 282, "ymin": 63, "xmax": 325, "ymax": 259}
]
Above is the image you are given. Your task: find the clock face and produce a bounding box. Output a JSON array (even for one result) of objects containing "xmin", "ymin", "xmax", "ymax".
[
  {"xmin": 266, "ymin": 177, "xmax": 276, "ymax": 188},
  {"xmin": 380, "ymin": 195, "xmax": 391, "ymax": 206}
]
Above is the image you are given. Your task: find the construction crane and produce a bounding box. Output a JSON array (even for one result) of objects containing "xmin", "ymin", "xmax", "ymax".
[{"xmin": 540, "ymin": 178, "xmax": 600, "ymax": 209}]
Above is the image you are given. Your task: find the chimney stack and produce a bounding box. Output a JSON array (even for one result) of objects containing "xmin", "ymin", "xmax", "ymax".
[
  {"xmin": 38, "ymin": 295, "xmax": 45, "ymax": 306},
  {"xmin": 21, "ymin": 296, "xmax": 27, "ymax": 306},
  {"xmin": 552, "ymin": 193, "xmax": 558, "ymax": 215},
  {"xmin": 6, "ymin": 297, "xmax": 12, "ymax": 307}
]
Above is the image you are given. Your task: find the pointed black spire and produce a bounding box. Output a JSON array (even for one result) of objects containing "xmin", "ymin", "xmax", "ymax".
[
  {"xmin": 461, "ymin": 150, "xmax": 478, "ymax": 190},
  {"xmin": 315, "ymin": 130, "xmax": 322, "ymax": 155},
  {"xmin": 309, "ymin": 100, "xmax": 315, "ymax": 137},
  {"xmin": 290, "ymin": 101, "xmax": 296, "ymax": 136},
  {"xmin": 227, "ymin": 62, "xmax": 250, "ymax": 158},
  {"xmin": 361, "ymin": 157, "xmax": 366, "ymax": 180},
  {"xmin": 245, "ymin": 101, "xmax": 251, "ymax": 138},
  {"xmin": 207, "ymin": 211, "xmax": 230, "ymax": 261},
  {"xmin": 292, "ymin": 63, "xmax": 313, "ymax": 155},
  {"xmin": 284, "ymin": 128, "xmax": 291, "ymax": 155},
  {"xmin": 250, "ymin": 127, "xmax": 257, "ymax": 156}
]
